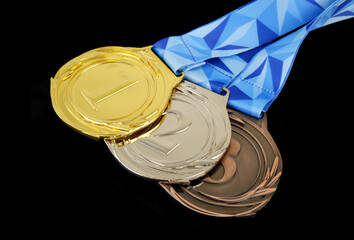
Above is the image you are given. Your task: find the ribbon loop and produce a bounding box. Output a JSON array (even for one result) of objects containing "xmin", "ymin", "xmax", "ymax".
[{"xmin": 153, "ymin": 0, "xmax": 353, "ymax": 118}]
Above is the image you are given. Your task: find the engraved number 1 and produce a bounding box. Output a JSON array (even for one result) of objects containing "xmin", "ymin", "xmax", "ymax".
[{"xmin": 81, "ymin": 73, "xmax": 139, "ymax": 110}]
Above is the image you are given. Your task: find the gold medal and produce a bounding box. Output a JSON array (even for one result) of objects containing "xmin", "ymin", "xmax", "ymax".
[{"xmin": 50, "ymin": 46, "xmax": 182, "ymax": 139}]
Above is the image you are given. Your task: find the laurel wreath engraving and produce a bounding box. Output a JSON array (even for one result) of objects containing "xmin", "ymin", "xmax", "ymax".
[{"xmin": 163, "ymin": 156, "xmax": 282, "ymax": 217}]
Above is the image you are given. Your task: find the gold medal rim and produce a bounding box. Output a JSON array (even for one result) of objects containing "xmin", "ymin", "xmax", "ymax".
[{"xmin": 50, "ymin": 46, "xmax": 182, "ymax": 139}]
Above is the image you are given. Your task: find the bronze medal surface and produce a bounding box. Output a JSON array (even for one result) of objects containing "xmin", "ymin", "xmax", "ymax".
[{"xmin": 160, "ymin": 108, "xmax": 282, "ymax": 217}]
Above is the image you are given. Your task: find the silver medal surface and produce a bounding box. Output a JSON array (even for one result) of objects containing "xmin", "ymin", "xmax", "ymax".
[{"xmin": 105, "ymin": 81, "xmax": 231, "ymax": 183}]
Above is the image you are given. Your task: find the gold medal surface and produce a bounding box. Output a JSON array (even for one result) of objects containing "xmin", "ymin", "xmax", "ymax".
[{"xmin": 51, "ymin": 46, "xmax": 182, "ymax": 139}]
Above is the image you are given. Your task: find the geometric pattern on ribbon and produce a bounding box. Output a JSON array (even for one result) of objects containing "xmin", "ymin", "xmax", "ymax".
[
  {"xmin": 153, "ymin": 0, "xmax": 353, "ymax": 118},
  {"xmin": 227, "ymin": 0, "xmax": 353, "ymax": 117},
  {"xmin": 153, "ymin": 0, "xmax": 336, "ymax": 74}
]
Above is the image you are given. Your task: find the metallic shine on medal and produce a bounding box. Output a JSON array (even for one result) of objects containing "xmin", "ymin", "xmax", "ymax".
[
  {"xmin": 50, "ymin": 45, "xmax": 232, "ymax": 183},
  {"xmin": 105, "ymin": 81, "xmax": 231, "ymax": 183},
  {"xmin": 49, "ymin": 0, "xmax": 353, "ymax": 218},
  {"xmin": 160, "ymin": 108, "xmax": 282, "ymax": 217},
  {"xmin": 51, "ymin": 46, "xmax": 182, "ymax": 140}
]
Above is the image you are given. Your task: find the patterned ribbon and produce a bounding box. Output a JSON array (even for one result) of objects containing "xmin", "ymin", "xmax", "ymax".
[{"xmin": 153, "ymin": 0, "xmax": 353, "ymax": 118}]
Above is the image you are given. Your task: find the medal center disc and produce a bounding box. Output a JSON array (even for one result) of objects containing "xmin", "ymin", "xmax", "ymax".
[
  {"xmin": 71, "ymin": 61, "xmax": 149, "ymax": 121},
  {"xmin": 198, "ymin": 132, "xmax": 261, "ymax": 197},
  {"xmin": 132, "ymin": 100, "xmax": 210, "ymax": 164}
]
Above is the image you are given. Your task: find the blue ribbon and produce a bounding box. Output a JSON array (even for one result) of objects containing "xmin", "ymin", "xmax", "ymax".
[{"xmin": 153, "ymin": 0, "xmax": 353, "ymax": 118}]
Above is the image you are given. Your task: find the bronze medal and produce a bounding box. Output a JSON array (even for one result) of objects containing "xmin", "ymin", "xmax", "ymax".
[{"xmin": 160, "ymin": 108, "xmax": 282, "ymax": 217}]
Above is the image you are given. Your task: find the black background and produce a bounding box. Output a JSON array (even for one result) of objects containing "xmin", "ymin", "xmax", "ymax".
[{"xmin": 27, "ymin": 0, "xmax": 353, "ymax": 236}]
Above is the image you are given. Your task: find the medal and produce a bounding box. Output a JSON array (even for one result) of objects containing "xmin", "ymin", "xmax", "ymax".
[
  {"xmin": 105, "ymin": 81, "xmax": 231, "ymax": 183},
  {"xmin": 50, "ymin": 46, "xmax": 182, "ymax": 139},
  {"xmin": 160, "ymin": 108, "xmax": 282, "ymax": 217},
  {"xmin": 49, "ymin": 0, "xmax": 353, "ymax": 217}
]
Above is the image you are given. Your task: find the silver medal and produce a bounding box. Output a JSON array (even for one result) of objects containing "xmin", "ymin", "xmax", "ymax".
[{"xmin": 105, "ymin": 81, "xmax": 231, "ymax": 183}]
